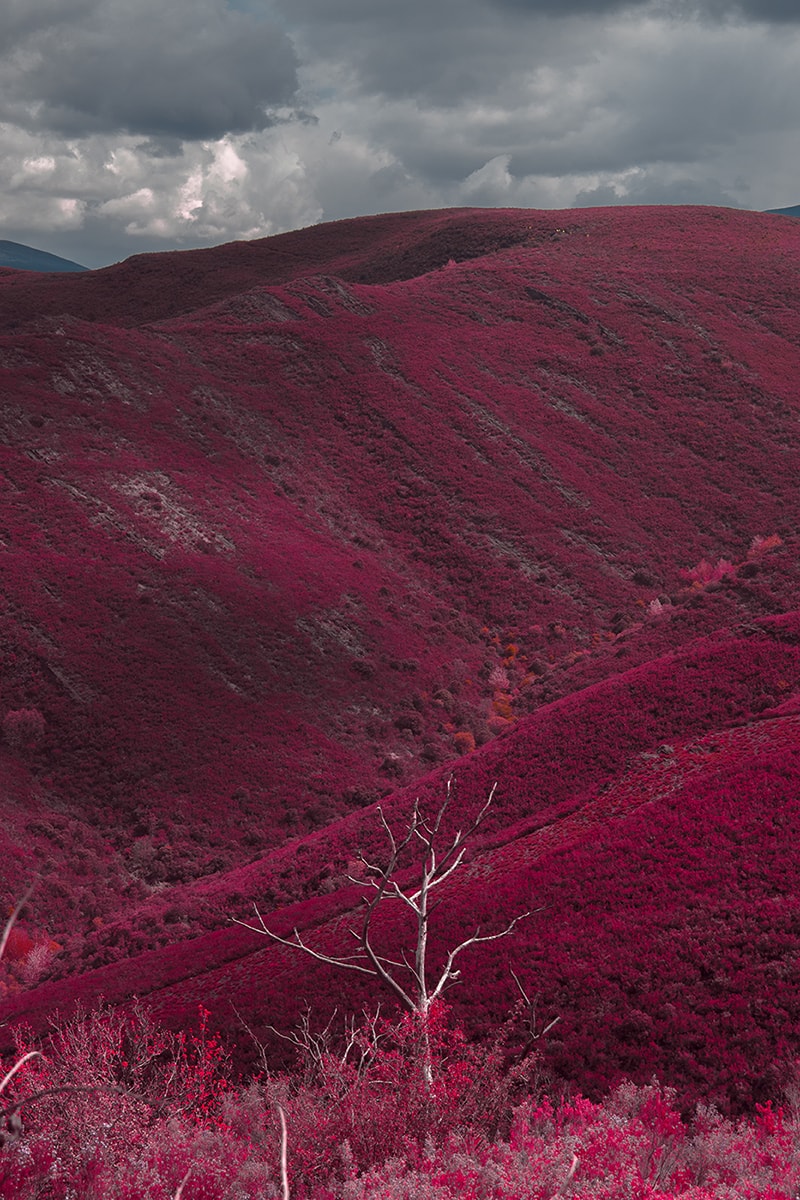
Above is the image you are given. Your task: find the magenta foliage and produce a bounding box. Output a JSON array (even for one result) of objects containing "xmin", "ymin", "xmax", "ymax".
[
  {"xmin": 4, "ymin": 617, "xmax": 800, "ymax": 1113},
  {"xmin": 4, "ymin": 1003, "xmax": 800, "ymax": 1198},
  {"xmin": 680, "ymin": 558, "xmax": 736, "ymax": 586},
  {"xmin": 1, "ymin": 204, "xmax": 800, "ymax": 1120},
  {"xmin": 1, "ymin": 709, "xmax": 45, "ymax": 752}
]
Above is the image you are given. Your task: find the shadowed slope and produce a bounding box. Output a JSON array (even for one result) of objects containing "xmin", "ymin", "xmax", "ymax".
[{"xmin": 0, "ymin": 208, "xmax": 535, "ymax": 328}]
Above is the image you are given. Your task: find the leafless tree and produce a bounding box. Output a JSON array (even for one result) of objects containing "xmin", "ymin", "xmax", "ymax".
[
  {"xmin": 510, "ymin": 968, "xmax": 561, "ymax": 1059},
  {"xmin": 236, "ymin": 779, "xmax": 531, "ymax": 1084}
]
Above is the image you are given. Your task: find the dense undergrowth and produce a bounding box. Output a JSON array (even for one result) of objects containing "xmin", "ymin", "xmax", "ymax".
[
  {"xmin": 4, "ymin": 1001, "xmax": 800, "ymax": 1198},
  {"xmin": 7, "ymin": 607, "xmax": 800, "ymax": 1114}
]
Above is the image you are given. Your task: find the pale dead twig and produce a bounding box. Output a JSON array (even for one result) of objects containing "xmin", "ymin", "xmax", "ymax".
[
  {"xmin": 173, "ymin": 1166, "xmax": 193, "ymax": 1200},
  {"xmin": 277, "ymin": 1103, "xmax": 289, "ymax": 1200},
  {"xmin": 551, "ymin": 1152, "xmax": 579, "ymax": 1197},
  {"xmin": 0, "ymin": 883, "xmax": 43, "ymax": 1136},
  {"xmin": 0, "ymin": 881, "xmax": 35, "ymax": 962},
  {"xmin": 510, "ymin": 968, "xmax": 561, "ymax": 1045},
  {"xmin": 234, "ymin": 781, "xmax": 530, "ymax": 1017},
  {"xmin": 0, "ymin": 1051, "xmax": 43, "ymax": 1099}
]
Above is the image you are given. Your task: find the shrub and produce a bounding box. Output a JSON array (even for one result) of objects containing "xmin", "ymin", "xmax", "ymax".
[
  {"xmin": 5, "ymin": 998, "xmax": 800, "ymax": 1197},
  {"xmin": 453, "ymin": 730, "xmax": 476, "ymax": 754},
  {"xmin": 680, "ymin": 559, "xmax": 736, "ymax": 587},
  {"xmin": 1, "ymin": 708, "xmax": 45, "ymax": 753},
  {"xmin": 748, "ymin": 533, "xmax": 783, "ymax": 559},
  {"xmin": 0, "ymin": 1002, "xmax": 238, "ymax": 1199},
  {"xmin": 488, "ymin": 665, "xmax": 510, "ymax": 691}
]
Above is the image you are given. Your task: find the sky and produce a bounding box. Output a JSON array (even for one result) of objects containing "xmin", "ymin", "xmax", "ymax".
[{"xmin": 1, "ymin": 0, "xmax": 799, "ymax": 267}]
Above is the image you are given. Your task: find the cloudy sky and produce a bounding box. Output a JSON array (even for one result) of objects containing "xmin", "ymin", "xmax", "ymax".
[{"xmin": 1, "ymin": 0, "xmax": 798, "ymax": 267}]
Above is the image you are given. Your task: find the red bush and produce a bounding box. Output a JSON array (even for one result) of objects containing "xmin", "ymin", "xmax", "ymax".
[{"xmin": 453, "ymin": 731, "xmax": 476, "ymax": 754}]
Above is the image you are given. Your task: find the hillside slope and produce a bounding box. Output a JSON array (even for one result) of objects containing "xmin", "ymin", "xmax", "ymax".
[
  {"xmin": 4, "ymin": 598, "xmax": 800, "ymax": 1109},
  {"xmin": 2, "ymin": 204, "xmax": 800, "ymax": 1108}
]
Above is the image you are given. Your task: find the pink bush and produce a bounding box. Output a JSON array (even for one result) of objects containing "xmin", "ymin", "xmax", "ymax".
[{"xmin": 680, "ymin": 558, "xmax": 736, "ymax": 587}]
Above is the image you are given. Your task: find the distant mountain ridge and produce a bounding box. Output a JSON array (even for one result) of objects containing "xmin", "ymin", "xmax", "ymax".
[
  {"xmin": 765, "ymin": 204, "xmax": 800, "ymax": 218},
  {"xmin": 0, "ymin": 239, "xmax": 87, "ymax": 272}
]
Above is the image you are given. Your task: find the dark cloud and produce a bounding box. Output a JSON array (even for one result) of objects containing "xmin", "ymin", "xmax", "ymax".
[
  {"xmin": 0, "ymin": 0, "xmax": 96, "ymax": 40},
  {"xmin": 0, "ymin": 0, "xmax": 299, "ymax": 140},
  {"xmin": 697, "ymin": 0, "xmax": 800, "ymax": 17},
  {"xmin": 277, "ymin": 0, "xmax": 798, "ymax": 124},
  {"xmin": 733, "ymin": 0, "xmax": 800, "ymax": 16},
  {"xmin": 495, "ymin": 0, "xmax": 800, "ymax": 16},
  {"xmin": 281, "ymin": 0, "xmax": 800, "ymax": 26},
  {"xmin": 492, "ymin": 0, "xmax": 647, "ymax": 12},
  {"xmin": 277, "ymin": 0, "xmax": 591, "ymax": 105}
]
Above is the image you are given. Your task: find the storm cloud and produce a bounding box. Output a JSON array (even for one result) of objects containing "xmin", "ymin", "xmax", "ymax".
[
  {"xmin": 0, "ymin": 0, "xmax": 298, "ymax": 139},
  {"xmin": 491, "ymin": 0, "xmax": 800, "ymax": 17},
  {"xmin": 0, "ymin": 0, "xmax": 798, "ymax": 266}
]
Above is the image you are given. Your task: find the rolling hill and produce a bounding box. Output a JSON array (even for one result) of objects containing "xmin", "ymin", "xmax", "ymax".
[{"xmin": 2, "ymin": 204, "xmax": 800, "ymax": 1111}]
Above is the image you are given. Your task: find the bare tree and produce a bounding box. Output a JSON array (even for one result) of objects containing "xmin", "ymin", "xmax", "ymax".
[
  {"xmin": 510, "ymin": 968, "xmax": 561, "ymax": 1060},
  {"xmin": 236, "ymin": 779, "xmax": 531, "ymax": 1085}
]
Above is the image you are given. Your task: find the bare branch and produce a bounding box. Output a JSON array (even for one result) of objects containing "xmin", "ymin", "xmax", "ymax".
[
  {"xmin": 378, "ymin": 803, "xmax": 416, "ymax": 863},
  {"xmin": 551, "ymin": 1153, "xmax": 579, "ymax": 1198},
  {"xmin": 384, "ymin": 879, "xmax": 420, "ymax": 912},
  {"xmin": 0, "ymin": 881, "xmax": 36, "ymax": 963},
  {"xmin": 509, "ymin": 969, "xmax": 561, "ymax": 1044},
  {"xmin": 231, "ymin": 1005, "xmax": 272, "ymax": 1077},
  {"xmin": 435, "ymin": 782, "xmax": 496, "ymax": 873},
  {"xmin": 430, "ymin": 910, "xmax": 534, "ymax": 1004},
  {"xmin": 399, "ymin": 946, "xmax": 423, "ymax": 989},
  {"xmin": 173, "ymin": 1167, "xmax": 194, "ymax": 1200},
  {"xmin": 416, "ymin": 847, "xmax": 467, "ymax": 895},
  {"xmin": 235, "ymin": 779, "xmax": 528, "ymax": 1073},
  {"xmin": 361, "ymin": 923, "xmax": 416, "ymax": 1011},
  {"xmin": 510, "ymin": 966, "xmax": 530, "ymax": 1007},
  {"xmin": 0, "ymin": 1050, "xmax": 42, "ymax": 1097},
  {"xmin": 234, "ymin": 909, "xmax": 377, "ymax": 976}
]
